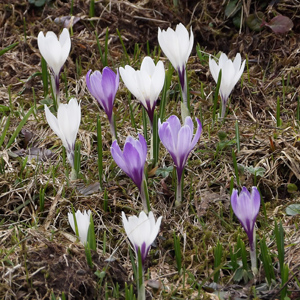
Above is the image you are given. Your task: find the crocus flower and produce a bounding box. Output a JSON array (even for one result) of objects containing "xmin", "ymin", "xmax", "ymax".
[
  {"xmin": 209, "ymin": 52, "xmax": 245, "ymax": 119},
  {"xmin": 111, "ymin": 134, "xmax": 148, "ymax": 211},
  {"xmin": 38, "ymin": 28, "xmax": 71, "ymax": 105},
  {"xmin": 119, "ymin": 56, "xmax": 165, "ymax": 128},
  {"xmin": 158, "ymin": 115, "xmax": 202, "ymax": 206},
  {"xmin": 68, "ymin": 209, "xmax": 91, "ymax": 245},
  {"xmin": 44, "ymin": 98, "xmax": 81, "ymax": 168},
  {"xmin": 231, "ymin": 186, "xmax": 260, "ymax": 273},
  {"xmin": 122, "ymin": 211, "xmax": 162, "ymax": 266},
  {"xmin": 158, "ymin": 23, "xmax": 193, "ymax": 107},
  {"xmin": 86, "ymin": 68, "xmax": 119, "ymax": 139}
]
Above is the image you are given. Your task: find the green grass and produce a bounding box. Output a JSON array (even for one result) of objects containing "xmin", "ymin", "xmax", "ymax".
[{"xmin": 1, "ymin": 1, "xmax": 300, "ymax": 299}]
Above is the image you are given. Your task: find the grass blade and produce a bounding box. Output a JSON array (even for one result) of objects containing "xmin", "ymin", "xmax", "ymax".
[
  {"xmin": 0, "ymin": 42, "xmax": 18, "ymax": 56},
  {"xmin": 7, "ymin": 106, "xmax": 34, "ymax": 148}
]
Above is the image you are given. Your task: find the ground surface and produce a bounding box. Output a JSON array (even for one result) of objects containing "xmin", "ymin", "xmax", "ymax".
[{"xmin": 1, "ymin": 0, "xmax": 300, "ymax": 299}]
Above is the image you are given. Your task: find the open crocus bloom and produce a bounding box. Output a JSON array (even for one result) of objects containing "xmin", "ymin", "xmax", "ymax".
[
  {"xmin": 44, "ymin": 98, "xmax": 81, "ymax": 167},
  {"xmin": 158, "ymin": 23, "xmax": 193, "ymax": 105},
  {"xmin": 158, "ymin": 115, "xmax": 202, "ymax": 206},
  {"xmin": 122, "ymin": 211, "xmax": 162, "ymax": 266},
  {"xmin": 209, "ymin": 52, "xmax": 245, "ymax": 119},
  {"xmin": 86, "ymin": 67, "xmax": 119, "ymax": 138},
  {"xmin": 38, "ymin": 28, "xmax": 71, "ymax": 104},
  {"xmin": 68, "ymin": 209, "xmax": 91, "ymax": 245},
  {"xmin": 158, "ymin": 115, "xmax": 202, "ymax": 182},
  {"xmin": 119, "ymin": 56, "xmax": 165, "ymax": 127},
  {"xmin": 231, "ymin": 186, "xmax": 260, "ymax": 273}
]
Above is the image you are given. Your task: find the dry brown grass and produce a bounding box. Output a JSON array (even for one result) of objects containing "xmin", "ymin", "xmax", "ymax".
[{"xmin": 1, "ymin": 0, "xmax": 300, "ymax": 299}]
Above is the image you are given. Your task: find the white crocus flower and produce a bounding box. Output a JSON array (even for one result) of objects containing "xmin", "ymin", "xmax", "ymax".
[
  {"xmin": 119, "ymin": 56, "xmax": 165, "ymax": 128},
  {"xmin": 38, "ymin": 28, "xmax": 71, "ymax": 105},
  {"xmin": 122, "ymin": 211, "xmax": 162, "ymax": 267},
  {"xmin": 68, "ymin": 210, "xmax": 91, "ymax": 245},
  {"xmin": 209, "ymin": 52, "xmax": 245, "ymax": 119},
  {"xmin": 44, "ymin": 98, "xmax": 81, "ymax": 167},
  {"xmin": 158, "ymin": 23, "xmax": 193, "ymax": 106}
]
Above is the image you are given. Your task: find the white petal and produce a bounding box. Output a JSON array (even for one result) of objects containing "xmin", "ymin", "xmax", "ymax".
[
  {"xmin": 120, "ymin": 66, "xmax": 143, "ymax": 101},
  {"xmin": 44, "ymin": 104, "xmax": 66, "ymax": 146},
  {"xmin": 209, "ymin": 56, "xmax": 220, "ymax": 83},
  {"xmin": 140, "ymin": 56, "xmax": 156, "ymax": 75},
  {"xmin": 158, "ymin": 27, "xmax": 180, "ymax": 70},
  {"xmin": 150, "ymin": 60, "xmax": 165, "ymax": 103}
]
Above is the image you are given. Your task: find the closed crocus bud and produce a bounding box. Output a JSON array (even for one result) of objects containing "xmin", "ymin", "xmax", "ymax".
[
  {"xmin": 209, "ymin": 52, "xmax": 245, "ymax": 119},
  {"xmin": 86, "ymin": 67, "xmax": 119, "ymax": 139},
  {"xmin": 158, "ymin": 23, "xmax": 193, "ymax": 105},
  {"xmin": 119, "ymin": 56, "xmax": 165, "ymax": 128},
  {"xmin": 111, "ymin": 134, "xmax": 147, "ymax": 191},
  {"xmin": 122, "ymin": 211, "xmax": 162, "ymax": 266},
  {"xmin": 231, "ymin": 186, "xmax": 260, "ymax": 273},
  {"xmin": 158, "ymin": 115, "xmax": 202, "ymax": 206},
  {"xmin": 68, "ymin": 210, "xmax": 91, "ymax": 245},
  {"xmin": 44, "ymin": 98, "xmax": 81, "ymax": 167},
  {"xmin": 111, "ymin": 134, "xmax": 149, "ymax": 211},
  {"xmin": 38, "ymin": 28, "xmax": 71, "ymax": 104}
]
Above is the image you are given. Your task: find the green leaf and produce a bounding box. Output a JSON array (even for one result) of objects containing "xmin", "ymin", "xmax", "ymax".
[
  {"xmin": 87, "ymin": 213, "xmax": 96, "ymax": 251},
  {"xmin": 156, "ymin": 166, "xmax": 173, "ymax": 178},
  {"xmin": 245, "ymin": 166, "xmax": 266, "ymax": 177},
  {"xmin": 0, "ymin": 105, "xmax": 10, "ymax": 112},
  {"xmin": 225, "ymin": 0, "xmax": 241, "ymax": 18},
  {"xmin": 40, "ymin": 95, "xmax": 53, "ymax": 106},
  {"xmin": 218, "ymin": 131, "xmax": 227, "ymax": 142},
  {"xmin": 0, "ymin": 42, "xmax": 18, "ymax": 56},
  {"xmin": 287, "ymin": 183, "xmax": 298, "ymax": 194},
  {"xmin": 246, "ymin": 12, "xmax": 264, "ymax": 32},
  {"xmin": 29, "ymin": 0, "xmax": 48, "ymax": 7},
  {"xmin": 233, "ymin": 268, "xmax": 243, "ymax": 282},
  {"xmin": 95, "ymin": 270, "xmax": 106, "ymax": 279},
  {"xmin": 6, "ymin": 106, "xmax": 34, "ymax": 148},
  {"xmin": 286, "ymin": 204, "xmax": 300, "ymax": 216}
]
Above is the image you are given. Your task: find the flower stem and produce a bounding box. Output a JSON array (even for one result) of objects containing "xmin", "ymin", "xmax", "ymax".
[
  {"xmin": 150, "ymin": 130, "xmax": 154, "ymax": 160},
  {"xmin": 109, "ymin": 115, "xmax": 116, "ymax": 141},
  {"xmin": 220, "ymin": 98, "xmax": 227, "ymax": 120},
  {"xmin": 180, "ymin": 102, "xmax": 190, "ymax": 123},
  {"xmin": 140, "ymin": 178, "xmax": 150, "ymax": 212},
  {"xmin": 51, "ymin": 74, "xmax": 60, "ymax": 108},
  {"xmin": 250, "ymin": 229, "xmax": 258, "ymax": 275},
  {"xmin": 137, "ymin": 273, "xmax": 145, "ymax": 300},
  {"xmin": 175, "ymin": 175, "xmax": 182, "ymax": 207},
  {"xmin": 137, "ymin": 248, "xmax": 145, "ymax": 300}
]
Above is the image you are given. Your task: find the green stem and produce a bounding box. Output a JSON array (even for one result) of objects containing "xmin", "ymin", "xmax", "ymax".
[
  {"xmin": 138, "ymin": 277, "xmax": 145, "ymax": 300},
  {"xmin": 109, "ymin": 114, "xmax": 117, "ymax": 141},
  {"xmin": 250, "ymin": 229, "xmax": 258, "ymax": 275},
  {"xmin": 137, "ymin": 248, "xmax": 145, "ymax": 300},
  {"xmin": 150, "ymin": 130, "xmax": 154, "ymax": 160},
  {"xmin": 175, "ymin": 175, "xmax": 182, "ymax": 207},
  {"xmin": 140, "ymin": 177, "xmax": 149, "ymax": 212},
  {"xmin": 51, "ymin": 74, "xmax": 60, "ymax": 107},
  {"xmin": 220, "ymin": 99, "xmax": 226, "ymax": 120}
]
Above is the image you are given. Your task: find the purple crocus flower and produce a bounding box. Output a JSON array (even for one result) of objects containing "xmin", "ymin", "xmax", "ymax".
[
  {"xmin": 231, "ymin": 186, "xmax": 260, "ymax": 273},
  {"xmin": 158, "ymin": 115, "xmax": 202, "ymax": 205},
  {"xmin": 122, "ymin": 211, "xmax": 162, "ymax": 267},
  {"xmin": 111, "ymin": 134, "xmax": 148, "ymax": 210},
  {"xmin": 86, "ymin": 67, "xmax": 119, "ymax": 139}
]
